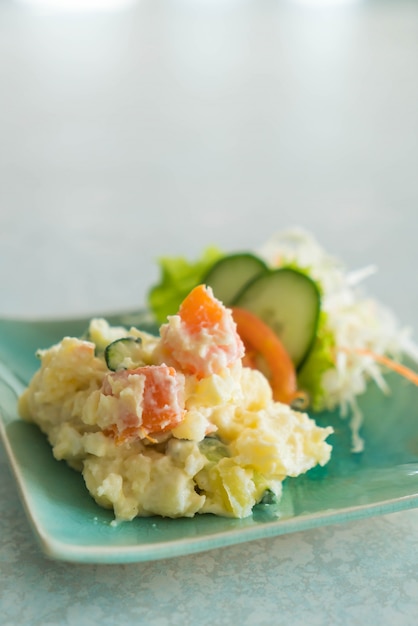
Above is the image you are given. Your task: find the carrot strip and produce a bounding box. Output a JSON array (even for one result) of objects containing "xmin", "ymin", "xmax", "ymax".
[
  {"xmin": 231, "ymin": 306, "xmax": 299, "ymax": 405},
  {"xmin": 340, "ymin": 347, "xmax": 418, "ymax": 386}
]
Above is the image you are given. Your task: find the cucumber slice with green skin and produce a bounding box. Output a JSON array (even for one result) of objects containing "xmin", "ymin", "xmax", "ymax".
[
  {"xmin": 202, "ymin": 253, "xmax": 268, "ymax": 305},
  {"xmin": 232, "ymin": 268, "xmax": 321, "ymax": 369},
  {"xmin": 104, "ymin": 337, "xmax": 143, "ymax": 372}
]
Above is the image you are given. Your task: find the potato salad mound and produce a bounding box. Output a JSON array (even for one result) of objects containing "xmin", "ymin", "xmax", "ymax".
[{"xmin": 18, "ymin": 285, "xmax": 332, "ymax": 521}]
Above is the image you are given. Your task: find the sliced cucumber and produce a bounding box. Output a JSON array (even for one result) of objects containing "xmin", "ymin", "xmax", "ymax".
[
  {"xmin": 233, "ymin": 268, "xmax": 321, "ymax": 369},
  {"xmin": 202, "ymin": 253, "xmax": 268, "ymax": 305},
  {"xmin": 104, "ymin": 337, "xmax": 143, "ymax": 372}
]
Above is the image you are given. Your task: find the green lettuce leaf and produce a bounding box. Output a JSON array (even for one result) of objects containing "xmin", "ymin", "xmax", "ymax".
[
  {"xmin": 297, "ymin": 311, "xmax": 335, "ymax": 411},
  {"xmin": 148, "ymin": 246, "xmax": 223, "ymax": 324}
]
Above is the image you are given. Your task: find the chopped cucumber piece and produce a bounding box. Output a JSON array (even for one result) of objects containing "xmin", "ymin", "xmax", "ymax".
[
  {"xmin": 233, "ymin": 268, "xmax": 321, "ymax": 369},
  {"xmin": 258, "ymin": 489, "xmax": 279, "ymax": 506},
  {"xmin": 199, "ymin": 436, "xmax": 230, "ymax": 462},
  {"xmin": 104, "ymin": 337, "xmax": 143, "ymax": 372},
  {"xmin": 202, "ymin": 253, "xmax": 268, "ymax": 305}
]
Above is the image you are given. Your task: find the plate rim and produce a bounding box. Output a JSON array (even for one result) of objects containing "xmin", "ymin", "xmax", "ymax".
[
  {"xmin": 1, "ymin": 317, "xmax": 418, "ymax": 564},
  {"xmin": 2, "ymin": 407, "xmax": 418, "ymax": 564}
]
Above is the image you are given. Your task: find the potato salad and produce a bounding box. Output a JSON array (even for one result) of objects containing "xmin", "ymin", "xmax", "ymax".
[{"xmin": 19, "ymin": 285, "xmax": 332, "ymax": 521}]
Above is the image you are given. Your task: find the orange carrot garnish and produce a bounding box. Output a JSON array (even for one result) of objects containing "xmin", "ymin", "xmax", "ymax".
[{"xmin": 340, "ymin": 347, "xmax": 418, "ymax": 386}]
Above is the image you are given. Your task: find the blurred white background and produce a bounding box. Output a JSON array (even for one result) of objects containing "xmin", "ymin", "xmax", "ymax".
[{"xmin": 1, "ymin": 0, "xmax": 417, "ymax": 323}]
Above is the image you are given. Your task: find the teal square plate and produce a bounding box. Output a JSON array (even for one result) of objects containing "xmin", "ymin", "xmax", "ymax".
[{"xmin": 1, "ymin": 312, "xmax": 418, "ymax": 564}]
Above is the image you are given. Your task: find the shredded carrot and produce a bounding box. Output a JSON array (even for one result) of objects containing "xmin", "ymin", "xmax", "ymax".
[
  {"xmin": 103, "ymin": 425, "xmax": 159, "ymax": 445},
  {"xmin": 103, "ymin": 425, "xmax": 140, "ymax": 445},
  {"xmin": 340, "ymin": 347, "xmax": 418, "ymax": 386}
]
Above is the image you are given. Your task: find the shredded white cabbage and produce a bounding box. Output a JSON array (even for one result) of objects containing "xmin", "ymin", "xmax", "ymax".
[{"xmin": 258, "ymin": 228, "xmax": 418, "ymax": 453}]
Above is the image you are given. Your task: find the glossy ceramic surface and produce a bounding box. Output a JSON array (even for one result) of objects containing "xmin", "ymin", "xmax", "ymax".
[{"xmin": 1, "ymin": 314, "xmax": 417, "ymax": 564}]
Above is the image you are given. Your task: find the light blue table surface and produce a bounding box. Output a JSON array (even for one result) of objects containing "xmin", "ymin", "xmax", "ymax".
[{"xmin": 1, "ymin": 0, "xmax": 418, "ymax": 624}]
